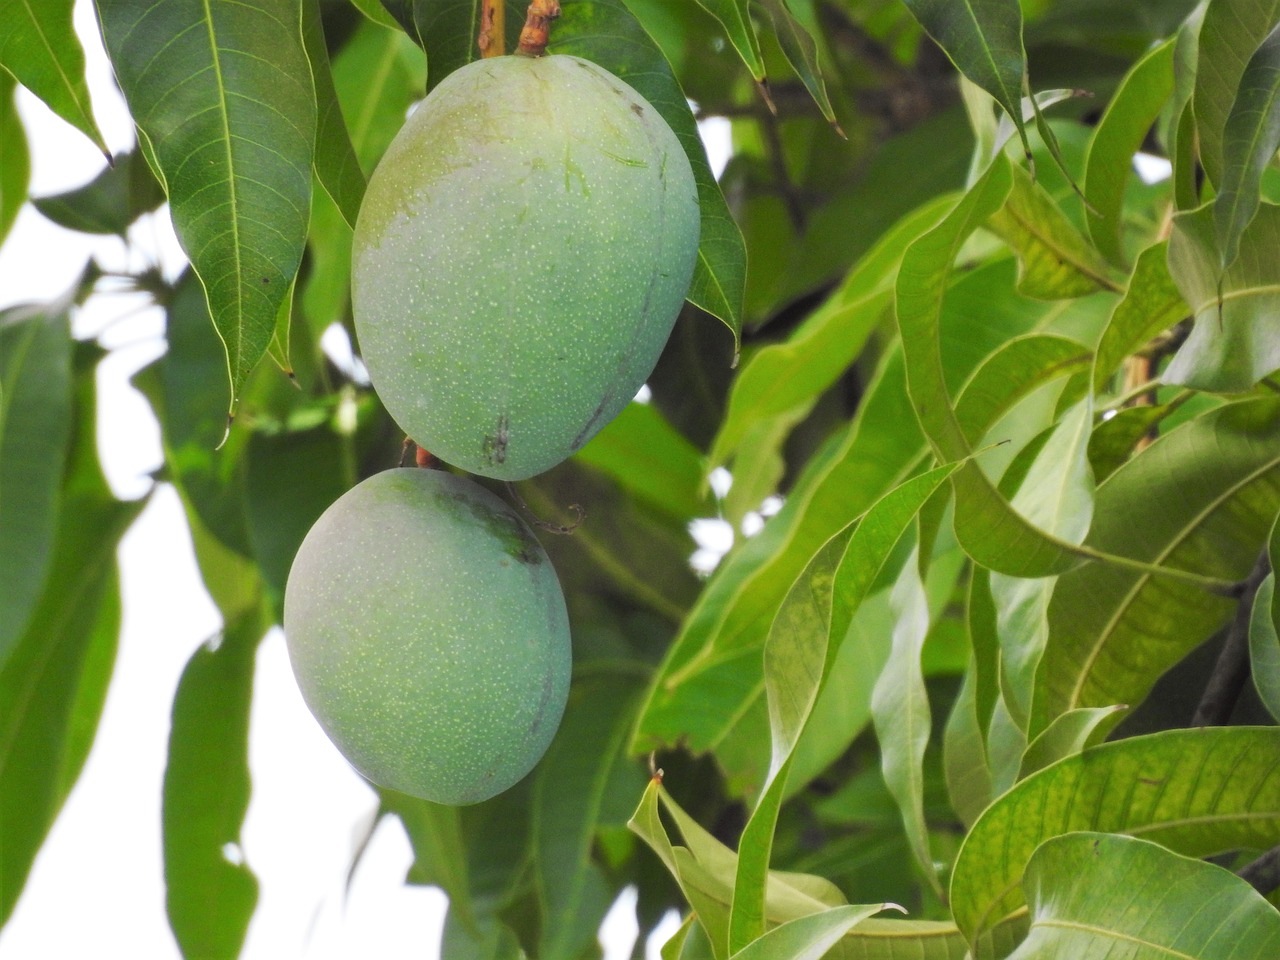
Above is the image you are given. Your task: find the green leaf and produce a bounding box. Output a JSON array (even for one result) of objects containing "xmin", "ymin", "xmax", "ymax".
[
  {"xmin": 708, "ymin": 194, "xmax": 953, "ymax": 472},
  {"xmin": 549, "ymin": 0, "xmax": 746, "ymax": 344},
  {"xmin": 730, "ymin": 904, "xmax": 894, "ymax": 960},
  {"xmin": 628, "ymin": 779, "xmax": 1025, "ymax": 960},
  {"xmin": 900, "ymin": 0, "xmax": 1032, "ymax": 164},
  {"xmin": 0, "ymin": 351, "xmax": 141, "ymax": 927},
  {"xmin": 756, "ymin": 0, "xmax": 837, "ymax": 126},
  {"xmin": 1249, "ymin": 514, "xmax": 1280, "ymax": 722},
  {"xmin": 412, "ymin": 0, "xmax": 524, "ymax": 88},
  {"xmin": 869, "ymin": 546, "xmax": 942, "ymax": 896},
  {"xmin": 1216, "ymin": 22, "xmax": 1280, "ymax": 274},
  {"xmin": 163, "ymin": 612, "xmax": 263, "ymax": 960},
  {"xmin": 691, "ymin": 0, "xmax": 763, "ymax": 81},
  {"xmin": 986, "ymin": 162, "xmax": 1116, "ymax": 299},
  {"xmin": 1091, "ymin": 241, "xmax": 1184, "ymax": 394},
  {"xmin": 1010, "ymin": 832, "xmax": 1280, "ymax": 959},
  {"xmin": 1083, "ymin": 39, "xmax": 1175, "ymax": 265},
  {"xmin": 950, "ymin": 726, "xmax": 1280, "ymax": 942},
  {"xmin": 1016, "ymin": 705, "xmax": 1123, "ymax": 778},
  {"xmin": 1086, "ymin": 403, "xmax": 1175, "ymax": 483},
  {"xmin": 0, "ymin": 70, "xmax": 28, "ymax": 246},
  {"xmin": 0, "ymin": 297, "xmax": 73, "ymax": 664},
  {"xmin": 380, "ymin": 791, "xmax": 474, "ymax": 929},
  {"xmin": 97, "ymin": 0, "xmax": 317, "ymax": 411},
  {"xmin": 352, "ymin": 0, "xmax": 401, "ymax": 29},
  {"xmin": 730, "ymin": 466, "xmax": 956, "ymax": 947},
  {"xmin": 943, "ymin": 571, "xmax": 1001, "ymax": 829},
  {"xmin": 1192, "ymin": 0, "xmax": 1280, "ymax": 187},
  {"xmin": 533, "ymin": 674, "xmax": 643, "ymax": 960},
  {"xmin": 988, "ymin": 396, "xmax": 1095, "ymax": 726},
  {"xmin": 574, "ymin": 402, "xmax": 709, "ymax": 522},
  {"xmin": 0, "ymin": 0, "xmax": 107, "ymax": 153},
  {"xmin": 1032, "ymin": 397, "xmax": 1280, "ymax": 733},
  {"xmin": 303, "ymin": 0, "xmax": 365, "ymax": 229},
  {"xmin": 32, "ymin": 149, "xmax": 165, "ymax": 237}
]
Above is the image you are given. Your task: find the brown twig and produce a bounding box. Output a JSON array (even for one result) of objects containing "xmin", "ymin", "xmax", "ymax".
[
  {"xmin": 1238, "ymin": 844, "xmax": 1280, "ymax": 896},
  {"xmin": 477, "ymin": 0, "xmax": 504, "ymax": 58},
  {"xmin": 516, "ymin": 0, "xmax": 559, "ymax": 57},
  {"xmin": 1191, "ymin": 550, "xmax": 1271, "ymax": 727}
]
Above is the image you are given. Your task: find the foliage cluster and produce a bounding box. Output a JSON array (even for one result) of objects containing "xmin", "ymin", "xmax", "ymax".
[{"xmin": 2, "ymin": 0, "xmax": 1280, "ymax": 957}]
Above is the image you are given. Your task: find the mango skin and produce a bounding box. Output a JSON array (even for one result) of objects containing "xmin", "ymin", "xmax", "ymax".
[
  {"xmin": 283, "ymin": 468, "xmax": 570, "ymax": 805},
  {"xmin": 352, "ymin": 53, "xmax": 700, "ymax": 480}
]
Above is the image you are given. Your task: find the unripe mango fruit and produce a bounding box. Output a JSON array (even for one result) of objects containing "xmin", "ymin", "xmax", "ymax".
[
  {"xmin": 352, "ymin": 53, "xmax": 700, "ymax": 480},
  {"xmin": 283, "ymin": 468, "xmax": 571, "ymax": 805}
]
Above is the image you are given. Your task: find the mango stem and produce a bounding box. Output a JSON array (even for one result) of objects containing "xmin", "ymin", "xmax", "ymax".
[
  {"xmin": 478, "ymin": 0, "xmax": 504, "ymax": 58},
  {"xmin": 516, "ymin": 0, "xmax": 560, "ymax": 57}
]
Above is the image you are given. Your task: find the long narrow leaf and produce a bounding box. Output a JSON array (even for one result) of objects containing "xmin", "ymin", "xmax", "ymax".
[
  {"xmin": 693, "ymin": 0, "xmax": 763, "ymax": 81},
  {"xmin": 0, "ymin": 71, "xmax": 28, "ymax": 246},
  {"xmin": 97, "ymin": 0, "xmax": 317, "ymax": 410}
]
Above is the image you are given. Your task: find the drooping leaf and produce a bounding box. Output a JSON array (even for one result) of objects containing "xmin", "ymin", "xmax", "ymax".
[
  {"xmin": 533, "ymin": 673, "xmax": 644, "ymax": 960},
  {"xmin": 0, "ymin": 70, "xmax": 28, "ymax": 246},
  {"xmin": 1086, "ymin": 402, "xmax": 1179, "ymax": 482},
  {"xmin": 986, "ymin": 162, "xmax": 1116, "ymax": 299},
  {"xmin": 0, "ymin": 297, "xmax": 73, "ymax": 664},
  {"xmin": 900, "ymin": 0, "xmax": 1032, "ymax": 164},
  {"xmin": 0, "ymin": 0, "xmax": 107, "ymax": 153},
  {"xmin": 0, "ymin": 349, "xmax": 141, "ymax": 928},
  {"xmin": 97, "ymin": 0, "xmax": 317, "ymax": 410},
  {"xmin": 380, "ymin": 791, "xmax": 474, "ymax": 929},
  {"xmin": 691, "ymin": 0, "xmax": 763, "ymax": 81},
  {"xmin": 943, "ymin": 570, "xmax": 1001, "ymax": 829},
  {"xmin": 549, "ymin": 0, "xmax": 746, "ymax": 343},
  {"xmin": 31, "ymin": 149, "xmax": 165, "ymax": 237},
  {"xmin": 1032, "ymin": 397, "xmax": 1280, "ymax": 733},
  {"xmin": 628, "ymin": 778, "xmax": 1025, "ymax": 960},
  {"xmin": 1083, "ymin": 39, "xmax": 1175, "ymax": 265},
  {"xmin": 756, "ymin": 0, "xmax": 837, "ymax": 126},
  {"xmin": 1215, "ymin": 22, "xmax": 1280, "ymax": 273},
  {"xmin": 163, "ymin": 612, "xmax": 263, "ymax": 960},
  {"xmin": 1010, "ymin": 832, "xmax": 1280, "ymax": 959},
  {"xmin": 302, "ymin": 0, "xmax": 365, "ymax": 228},
  {"xmin": 1192, "ymin": 0, "xmax": 1280, "ymax": 187},
  {"xmin": 950, "ymin": 726, "xmax": 1280, "ymax": 942},
  {"xmin": 730, "ymin": 466, "xmax": 956, "ymax": 948},
  {"xmin": 869, "ymin": 546, "xmax": 941, "ymax": 896}
]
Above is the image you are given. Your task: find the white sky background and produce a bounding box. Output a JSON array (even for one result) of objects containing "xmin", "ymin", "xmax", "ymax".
[{"xmin": 0, "ymin": 2, "xmax": 732, "ymax": 957}]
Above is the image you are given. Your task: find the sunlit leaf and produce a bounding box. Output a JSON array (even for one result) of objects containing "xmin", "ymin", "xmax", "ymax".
[
  {"xmin": 987, "ymin": 163, "xmax": 1115, "ymax": 299},
  {"xmin": 163, "ymin": 612, "xmax": 263, "ymax": 960},
  {"xmin": 0, "ymin": 0, "xmax": 107, "ymax": 152},
  {"xmin": 1016, "ymin": 704, "xmax": 1123, "ymax": 778},
  {"xmin": 0, "ymin": 71, "xmax": 28, "ymax": 246},
  {"xmin": 549, "ymin": 0, "xmax": 746, "ymax": 343},
  {"xmin": 1083, "ymin": 39, "xmax": 1175, "ymax": 265},
  {"xmin": 1032, "ymin": 397, "xmax": 1280, "ymax": 733},
  {"xmin": 0, "ymin": 296, "xmax": 73, "ymax": 664},
  {"xmin": 730, "ymin": 904, "xmax": 894, "ymax": 960},
  {"xmin": 1010, "ymin": 832, "xmax": 1280, "ymax": 959},
  {"xmin": 950, "ymin": 726, "xmax": 1280, "ymax": 942},
  {"xmin": 98, "ymin": 0, "xmax": 317, "ymax": 410}
]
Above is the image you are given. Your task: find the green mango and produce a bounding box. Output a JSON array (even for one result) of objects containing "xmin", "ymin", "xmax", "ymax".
[
  {"xmin": 283, "ymin": 468, "xmax": 570, "ymax": 805},
  {"xmin": 352, "ymin": 53, "xmax": 700, "ymax": 479}
]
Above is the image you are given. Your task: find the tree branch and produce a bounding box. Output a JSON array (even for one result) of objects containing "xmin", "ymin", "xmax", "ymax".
[
  {"xmin": 1238, "ymin": 843, "xmax": 1280, "ymax": 896},
  {"xmin": 1192, "ymin": 550, "xmax": 1271, "ymax": 726}
]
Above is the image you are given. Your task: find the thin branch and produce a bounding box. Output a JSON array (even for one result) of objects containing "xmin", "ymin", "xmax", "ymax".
[
  {"xmin": 1238, "ymin": 844, "xmax": 1280, "ymax": 896},
  {"xmin": 1192, "ymin": 550, "xmax": 1271, "ymax": 727}
]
